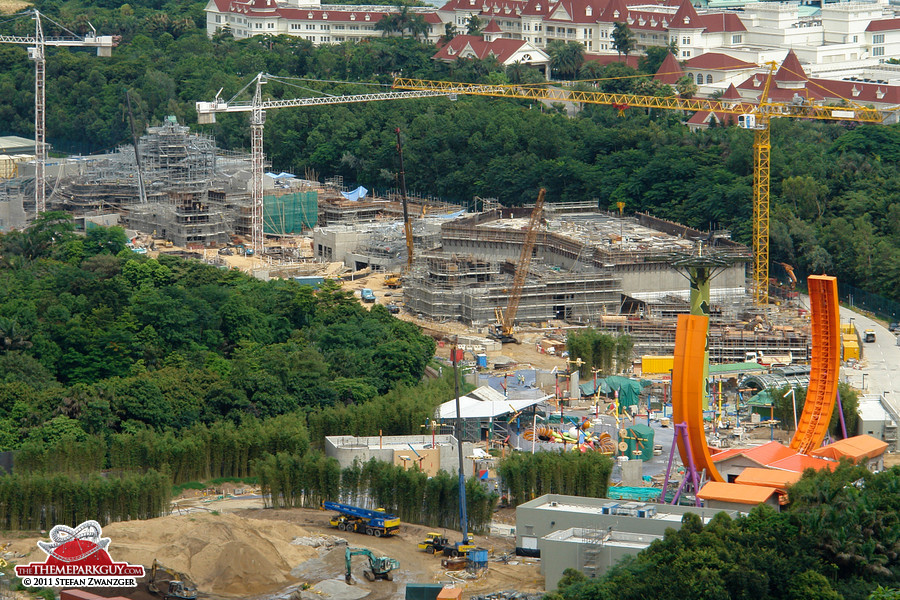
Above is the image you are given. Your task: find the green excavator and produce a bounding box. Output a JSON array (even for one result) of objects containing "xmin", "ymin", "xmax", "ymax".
[{"xmin": 344, "ymin": 547, "xmax": 400, "ymax": 584}]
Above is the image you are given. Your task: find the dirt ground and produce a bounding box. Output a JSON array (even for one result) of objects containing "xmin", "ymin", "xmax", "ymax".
[
  {"xmin": 1, "ymin": 499, "xmax": 542, "ymax": 600},
  {"xmin": 0, "ymin": 0, "xmax": 29, "ymax": 13}
]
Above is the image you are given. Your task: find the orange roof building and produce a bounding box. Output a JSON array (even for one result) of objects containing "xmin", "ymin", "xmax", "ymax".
[
  {"xmin": 811, "ymin": 435, "xmax": 888, "ymax": 470},
  {"xmin": 734, "ymin": 467, "xmax": 801, "ymax": 491},
  {"xmin": 698, "ymin": 481, "xmax": 779, "ymax": 511}
]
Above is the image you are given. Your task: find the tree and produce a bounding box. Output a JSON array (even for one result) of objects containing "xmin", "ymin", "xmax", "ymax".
[
  {"xmin": 547, "ymin": 40, "xmax": 585, "ymax": 80},
  {"xmin": 441, "ymin": 22, "xmax": 458, "ymax": 44},
  {"xmin": 611, "ymin": 22, "xmax": 635, "ymax": 59},
  {"xmin": 466, "ymin": 14, "xmax": 483, "ymax": 36},
  {"xmin": 638, "ymin": 41, "xmax": 678, "ymax": 74}
]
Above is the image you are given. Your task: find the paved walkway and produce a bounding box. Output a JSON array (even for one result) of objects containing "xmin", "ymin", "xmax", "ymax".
[{"xmin": 836, "ymin": 304, "xmax": 900, "ymax": 410}]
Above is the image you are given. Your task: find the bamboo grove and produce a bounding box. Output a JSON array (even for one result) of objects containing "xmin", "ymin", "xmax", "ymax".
[
  {"xmin": 497, "ymin": 451, "xmax": 613, "ymax": 505},
  {"xmin": 0, "ymin": 470, "xmax": 170, "ymax": 530},
  {"xmin": 255, "ymin": 453, "xmax": 498, "ymax": 533}
]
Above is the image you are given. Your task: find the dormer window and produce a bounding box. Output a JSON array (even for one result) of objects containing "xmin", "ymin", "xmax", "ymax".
[
  {"xmin": 613, "ymin": 10, "xmax": 619, "ymax": 18},
  {"xmin": 307, "ymin": 11, "xmax": 313, "ymax": 18},
  {"xmin": 638, "ymin": 17, "xmax": 645, "ymax": 25},
  {"xmin": 494, "ymin": 5, "xmax": 499, "ymax": 12},
  {"xmin": 322, "ymin": 12, "xmax": 328, "ymax": 18},
  {"xmin": 753, "ymin": 77, "xmax": 761, "ymax": 87},
  {"xmin": 877, "ymin": 88, "xmax": 885, "ymax": 99},
  {"xmin": 448, "ymin": 47, "xmax": 456, "ymax": 55},
  {"xmin": 650, "ymin": 18, "xmax": 656, "ymax": 26},
  {"xmin": 683, "ymin": 16, "xmax": 690, "ymax": 24},
  {"xmin": 505, "ymin": 6, "xmax": 511, "ymax": 13},
  {"xmin": 536, "ymin": 4, "xmax": 541, "ymax": 10},
  {"xmin": 662, "ymin": 19, "xmax": 668, "ymax": 26},
  {"xmin": 586, "ymin": 5, "xmax": 592, "ymax": 15},
  {"xmin": 852, "ymin": 85, "xmax": 860, "ymax": 97},
  {"xmin": 627, "ymin": 17, "xmax": 634, "ymax": 24},
  {"xmin": 515, "ymin": 7, "xmax": 520, "ymax": 13},
  {"xmin": 365, "ymin": 13, "xmax": 370, "ymax": 20},
  {"xmin": 350, "ymin": 13, "xmax": 356, "ymax": 19}
]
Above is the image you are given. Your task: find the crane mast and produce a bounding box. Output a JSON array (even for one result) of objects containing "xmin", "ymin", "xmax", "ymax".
[
  {"xmin": 0, "ymin": 9, "xmax": 117, "ymax": 216},
  {"xmin": 395, "ymin": 127, "xmax": 414, "ymax": 272},
  {"xmin": 500, "ymin": 188, "xmax": 545, "ymax": 337},
  {"xmin": 393, "ymin": 75, "xmax": 888, "ymax": 307},
  {"xmin": 196, "ymin": 74, "xmax": 446, "ymax": 256}
]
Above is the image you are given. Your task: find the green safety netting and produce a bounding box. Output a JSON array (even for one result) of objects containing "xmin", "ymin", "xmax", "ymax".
[{"xmin": 264, "ymin": 190, "xmax": 318, "ymax": 233}]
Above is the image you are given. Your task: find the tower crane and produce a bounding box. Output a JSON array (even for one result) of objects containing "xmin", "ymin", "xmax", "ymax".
[
  {"xmin": 490, "ymin": 188, "xmax": 545, "ymax": 344},
  {"xmin": 395, "ymin": 127, "xmax": 414, "ymax": 272},
  {"xmin": 196, "ymin": 73, "xmax": 447, "ymax": 255},
  {"xmin": 0, "ymin": 9, "xmax": 118, "ymax": 215},
  {"xmin": 393, "ymin": 63, "xmax": 893, "ymax": 306}
]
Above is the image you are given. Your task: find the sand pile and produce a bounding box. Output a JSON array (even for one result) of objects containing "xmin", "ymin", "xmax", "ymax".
[{"xmin": 103, "ymin": 512, "xmax": 319, "ymax": 596}]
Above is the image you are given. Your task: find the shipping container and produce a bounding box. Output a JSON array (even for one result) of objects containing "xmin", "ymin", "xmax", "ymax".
[{"xmin": 641, "ymin": 355, "xmax": 674, "ymax": 375}]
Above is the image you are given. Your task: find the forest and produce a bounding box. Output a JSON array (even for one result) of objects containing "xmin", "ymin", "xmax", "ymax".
[
  {"xmin": 0, "ymin": 0, "xmax": 899, "ymax": 301},
  {"xmin": 547, "ymin": 463, "xmax": 900, "ymax": 600}
]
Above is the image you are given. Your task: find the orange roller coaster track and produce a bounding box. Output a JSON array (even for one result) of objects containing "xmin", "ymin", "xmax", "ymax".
[
  {"xmin": 790, "ymin": 275, "xmax": 841, "ymax": 454},
  {"xmin": 672, "ymin": 314, "xmax": 725, "ymax": 483}
]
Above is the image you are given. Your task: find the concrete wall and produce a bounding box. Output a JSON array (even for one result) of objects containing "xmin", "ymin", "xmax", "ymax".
[
  {"xmin": 712, "ymin": 455, "xmax": 761, "ymax": 483},
  {"xmin": 706, "ymin": 496, "xmax": 779, "ymax": 512},
  {"xmin": 541, "ymin": 529, "xmax": 662, "ymax": 590},
  {"xmin": 312, "ymin": 227, "xmax": 369, "ymax": 263},
  {"xmin": 324, "ymin": 434, "xmax": 475, "ymax": 477},
  {"xmin": 0, "ymin": 196, "xmax": 26, "ymax": 231},
  {"xmin": 615, "ymin": 262, "xmax": 746, "ymax": 298}
]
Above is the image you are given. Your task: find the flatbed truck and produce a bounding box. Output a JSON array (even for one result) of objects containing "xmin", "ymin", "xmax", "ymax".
[{"xmin": 323, "ymin": 501, "xmax": 400, "ymax": 537}]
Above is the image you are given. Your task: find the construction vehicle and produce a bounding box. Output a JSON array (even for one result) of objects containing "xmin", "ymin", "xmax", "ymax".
[
  {"xmin": 361, "ymin": 288, "xmax": 376, "ymax": 303},
  {"xmin": 148, "ymin": 560, "xmax": 198, "ymax": 600},
  {"xmin": 777, "ymin": 262, "xmax": 797, "ymax": 289},
  {"xmin": 345, "ymin": 547, "xmax": 399, "ymax": 584},
  {"xmin": 384, "ymin": 273, "xmax": 402, "ymax": 288},
  {"xmin": 864, "ymin": 329, "xmax": 876, "ymax": 343},
  {"xmin": 417, "ymin": 532, "xmax": 450, "ymax": 554},
  {"xmin": 322, "ymin": 501, "xmax": 400, "ymax": 537},
  {"xmin": 488, "ymin": 189, "xmax": 546, "ymax": 345}
]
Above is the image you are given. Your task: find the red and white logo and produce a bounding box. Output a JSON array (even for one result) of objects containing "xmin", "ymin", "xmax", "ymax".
[{"xmin": 15, "ymin": 520, "xmax": 144, "ymax": 588}]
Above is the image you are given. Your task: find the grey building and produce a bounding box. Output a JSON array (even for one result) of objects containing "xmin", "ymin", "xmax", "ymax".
[
  {"xmin": 324, "ymin": 434, "xmax": 475, "ymax": 478},
  {"xmin": 516, "ymin": 494, "xmax": 741, "ymax": 590},
  {"xmin": 858, "ymin": 395, "xmax": 899, "ymax": 452},
  {"xmin": 542, "ymin": 527, "xmax": 664, "ymax": 590}
]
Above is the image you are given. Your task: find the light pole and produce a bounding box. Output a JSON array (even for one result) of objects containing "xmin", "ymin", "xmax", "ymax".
[{"xmin": 862, "ymin": 373, "xmax": 867, "ymax": 392}]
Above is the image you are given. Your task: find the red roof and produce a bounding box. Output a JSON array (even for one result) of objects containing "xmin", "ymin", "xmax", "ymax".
[
  {"xmin": 737, "ymin": 72, "xmax": 900, "ymax": 106},
  {"xmin": 866, "ymin": 17, "xmax": 900, "ymax": 32},
  {"xmin": 483, "ymin": 18, "xmax": 503, "ymax": 32},
  {"xmin": 774, "ymin": 49, "xmax": 807, "ymax": 83},
  {"xmin": 432, "ymin": 35, "xmax": 536, "ymax": 64},
  {"xmin": 721, "ymin": 82, "xmax": 742, "ymax": 100},
  {"xmin": 277, "ymin": 8, "xmax": 391, "ymax": 22},
  {"xmin": 582, "ymin": 53, "xmax": 639, "ymax": 68},
  {"xmin": 670, "ymin": 0, "xmax": 701, "ymax": 29},
  {"xmin": 685, "ymin": 52, "xmax": 755, "ymax": 71},
  {"xmin": 698, "ymin": 481, "xmax": 778, "ymax": 505},
  {"xmin": 768, "ymin": 453, "xmax": 837, "ymax": 473},
  {"xmin": 654, "ymin": 52, "xmax": 684, "ymax": 84},
  {"xmin": 601, "ymin": 0, "xmax": 629, "ymax": 22},
  {"xmin": 425, "ymin": 12, "xmax": 443, "ymax": 23},
  {"xmin": 697, "ymin": 12, "xmax": 745, "ymax": 32},
  {"xmin": 711, "ymin": 441, "xmax": 796, "ymax": 466}
]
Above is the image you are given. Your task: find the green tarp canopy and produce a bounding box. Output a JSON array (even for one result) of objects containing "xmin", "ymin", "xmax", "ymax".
[
  {"xmin": 606, "ymin": 375, "xmax": 651, "ymax": 411},
  {"xmin": 625, "ymin": 423, "xmax": 655, "ymax": 462},
  {"xmin": 580, "ymin": 379, "xmax": 612, "ymax": 396},
  {"xmin": 264, "ymin": 190, "xmax": 318, "ymax": 233},
  {"xmin": 747, "ymin": 390, "xmax": 774, "ymax": 406}
]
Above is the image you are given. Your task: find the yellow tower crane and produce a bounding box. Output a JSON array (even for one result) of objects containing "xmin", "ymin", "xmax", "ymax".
[{"xmin": 393, "ymin": 63, "xmax": 891, "ymax": 306}]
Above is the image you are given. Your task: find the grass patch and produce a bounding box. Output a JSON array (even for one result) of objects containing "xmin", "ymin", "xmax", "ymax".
[{"xmin": 172, "ymin": 480, "xmax": 206, "ymax": 496}]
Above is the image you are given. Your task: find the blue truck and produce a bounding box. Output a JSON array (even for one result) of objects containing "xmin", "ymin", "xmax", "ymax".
[
  {"xmin": 360, "ymin": 288, "xmax": 376, "ymax": 303},
  {"xmin": 322, "ymin": 501, "xmax": 401, "ymax": 537}
]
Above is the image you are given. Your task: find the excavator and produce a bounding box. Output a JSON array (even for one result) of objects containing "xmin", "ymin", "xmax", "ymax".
[
  {"xmin": 488, "ymin": 189, "xmax": 546, "ymax": 344},
  {"xmin": 344, "ymin": 547, "xmax": 399, "ymax": 584},
  {"xmin": 148, "ymin": 559, "xmax": 198, "ymax": 600},
  {"xmin": 777, "ymin": 262, "xmax": 797, "ymax": 289}
]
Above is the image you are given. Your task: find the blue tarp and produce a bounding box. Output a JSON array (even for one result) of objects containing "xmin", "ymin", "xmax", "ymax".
[
  {"xmin": 341, "ymin": 186, "xmax": 369, "ymax": 201},
  {"xmin": 265, "ymin": 171, "xmax": 295, "ymax": 179}
]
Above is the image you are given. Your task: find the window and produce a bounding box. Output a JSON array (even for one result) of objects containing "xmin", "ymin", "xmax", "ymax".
[
  {"xmin": 322, "ymin": 24, "xmax": 330, "ymax": 30},
  {"xmin": 681, "ymin": 36, "xmax": 690, "ymax": 45},
  {"xmin": 586, "ymin": 5, "xmax": 592, "ymax": 15},
  {"xmin": 731, "ymin": 34, "xmax": 741, "ymax": 43},
  {"xmin": 306, "ymin": 24, "xmax": 315, "ymax": 29},
  {"xmin": 852, "ymin": 35, "xmax": 858, "ymax": 42},
  {"xmin": 267, "ymin": 22, "xmax": 274, "ymax": 28},
  {"xmin": 334, "ymin": 24, "xmax": 344, "ymax": 29},
  {"xmin": 682, "ymin": 50, "xmax": 690, "ymax": 57},
  {"xmin": 874, "ymin": 46, "xmax": 885, "ymax": 56},
  {"xmin": 583, "ymin": 28, "xmax": 589, "ymax": 38},
  {"xmin": 696, "ymin": 73, "xmax": 702, "ymax": 84},
  {"xmin": 874, "ymin": 33, "xmax": 885, "ymax": 43},
  {"xmin": 320, "ymin": 35, "xmax": 330, "ymax": 42},
  {"xmin": 706, "ymin": 74, "xmax": 713, "ymax": 83}
]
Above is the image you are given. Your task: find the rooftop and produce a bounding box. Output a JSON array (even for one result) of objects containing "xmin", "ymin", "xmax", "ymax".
[{"xmin": 544, "ymin": 527, "xmax": 663, "ymax": 548}]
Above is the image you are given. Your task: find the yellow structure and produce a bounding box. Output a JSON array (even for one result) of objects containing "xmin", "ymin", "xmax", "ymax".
[
  {"xmin": 641, "ymin": 355, "xmax": 675, "ymax": 375},
  {"xmin": 394, "ymin": 68, "xmax": 887, "ymax": 307}
]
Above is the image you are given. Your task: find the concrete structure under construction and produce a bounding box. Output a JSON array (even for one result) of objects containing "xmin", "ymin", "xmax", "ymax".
[
  {"xmin": 516, "ymin": 494, "xmax": 742, "ymax": 590},
  {"xmin": 403, "ymin": 206, "xmax": 755, "ymax": 338},
  {"xmin": 324, "ymin": 434, "xmax": 475, "ymax": 478}
]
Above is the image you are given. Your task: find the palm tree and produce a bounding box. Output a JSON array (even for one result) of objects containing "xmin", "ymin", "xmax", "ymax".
[
  {"xmin": 375, "ymin": 13, "xmax": 401, "ymax": 37},
  {"xmin": 407, "ymin": 14, "xmax": 429, "ymax": 40},
  {"xmin": 466, "ymin": 14, "xmax": 483, "ymax": 36},
  {"xmin": 547, "ymin": 40, "xmax": 584, "ymax": 80}
]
